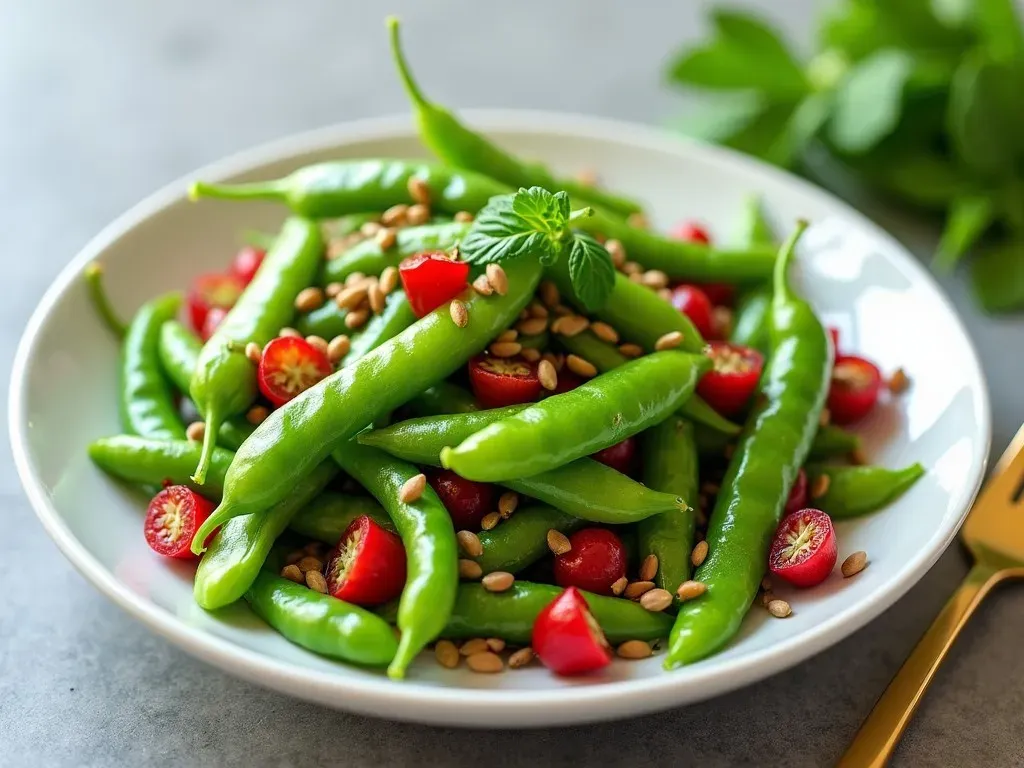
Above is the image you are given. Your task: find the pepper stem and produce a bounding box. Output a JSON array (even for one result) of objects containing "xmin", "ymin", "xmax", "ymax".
[
  {"xmin": 191, "ymin": 501, "xmax": 234, "ymax": 555},
  {"xmin": 190, "ymin": 404, "xmax": 222, "ymax": 487},
  {"xmin": 772, "ymin": 219, "xmax": 810, "ymax": 304},
  {"xmin": 188, "ymin": 179, "xmax": 287, "ymax": 204},
  {"xmin": 387, "ymin": 628, "xmax": 422, "ymax": 680},
  {"xmin": 84, "ymin": 262, "xmax": 127, "ymax": 338},
  {"xmin": 387, "ymin": 16, "xmax": 431, "ymax": 109}
]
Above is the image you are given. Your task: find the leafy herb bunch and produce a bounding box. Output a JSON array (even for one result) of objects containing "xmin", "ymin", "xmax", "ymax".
[{"xmin": 666, "ymin": 0, "xmax": 1024, "ymax": 312}]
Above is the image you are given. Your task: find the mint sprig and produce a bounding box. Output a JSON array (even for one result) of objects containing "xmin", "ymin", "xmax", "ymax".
[{"xmin": 460, "ymin": 186, "xmax": 615, "ymax": 310}]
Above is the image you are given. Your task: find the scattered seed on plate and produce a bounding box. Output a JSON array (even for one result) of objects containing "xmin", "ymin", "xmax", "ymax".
[
  {"xmin": 611, "ymin": 576, "xmax": 628, "ymax": 596},
  {"xmin": 888, "ymin": 367, "xmax": 910, "ymax": 394},
  {"xmin": 459, "ymin": 559, "xmax": 483, "ymax": 580},
  {"xmin": 539, "ymin": 281, "xmax": 560, "ymax": 308},
  {"xmin": 767, "ymin": 599, "xmax": 792, "ymax": 618},
  {"xmin": 537, "ymin": 359, "xmax": 558, "ymax": 391},
  {"xmin": 406, "ymin": 203, "xmax": 430, "ymax": 226},
  {"xmin": 691, "ymin": 540, "xmax": 709, "ymax": 567},
  {"xmin": 639, "ymin": 554, "xmax": 658, "ymax": 581},
  {"xmin": 399, "ymin": 473, "xmax": 426, "ymax": 503},
  {"xmin": 407, "ymin": 176, "xmax": 431, "ymax": 205},
  {"xmin": 278, "ymin": 326, "xmax": 301, "ymax": 339},
  {"xmin": 640, "ymin": 588, "xmax": 673, "ymax": 612},
  {"xmin": 305, "ymin": 335, "xmax": 329, "ymax": 354},
  {"xmin": 482, "ymin": 571, "xmax": 514, "ymax": 593},
  {"xmin": 281, "ymin": 564, "xmax": 304, "ymax": 583},
  {"xmin": 327, "ymin": 334, "xmax": 351, "ymax": 363},
  {"xmin": 623, "ymin": 580, "xmax": 655, "ymax": 600},
  {"xmin": 655, "ymin": 331, "xmax": 683, "ymax": 351},
  {"xmin": 449, "ymin": 300, "xmax": 469, "ymax": 328},
  {"xmin": 486, "ymin": 264, "xmax": 508, "ymax": 296},
  {"xmin": 605, "ymin": 239, "xmax": 626, "ymax": 268},
  {"xmin": 454, "ymin": 210, "xmax": 474, "ymax": 223},
  {"xmin": 459, "ymin": 638, "xmax": 489, "ymax": 656},
  {"xmin": 456, "ymin": 530, "xmax": 484, "ymax": 558},
  {"xmin": 297, "ymin": 556, "xmax": 323, "ymax": 573},
  {"xmin": 379, "ymin": 266, "xmax": 399, "ymax": 295},
  {"xmin": 517, "ymin": 317, "xmax": 548, "ymax": 336},
  {"xmin": 375, "ymin": 227, "xmax": 397, "ymax": 250},
  {"xmin": 842, "ymin": 550, "xmax": 868, "ymax": 578},
  {"xmin": 521, "ymin": 347, "xmax": 541, "ymax": 363},
  {"xmin": 305, "ymin": 570, "xmax": 328, "ymax": 593},
  {"xmin": 498, "ymin": 491, "xmax": 519, "ymax": 517},
  {"xmin": 619, "ymin": 343, "xmax": 643, "ymax": 358},
  {"xmin": 546, "ymin": 529, "xmax": 571, "ymax": 556},
  {"xmin": 472, "ymin": 275, "xmax": 494, "ymax": 296},
  {"xmin": 466, "ymin": 652, "xmax": 504, "ymax": 674},
  {"xmin": 495, "ymin": 330, "xmax": 518, "ymax": 343},
  {"xmin": 345, "ymin": 309, "xmax": 369, "ymax": 330},
  {"xmin": 566, "ymin": 354, "xmax": 597, "ymax": 378},
  {"xmin": 676, "ymin": 580, "xmax": 707, "ymax": 601},
  {"xmin": 481, "ymin": 511, "xmax": 501, "ymax": 530},
  {"xmin": 246, "ymin": 405, "xmax": 269, "ymax": 425},
  {"xmin": 368, "ymin": 282, "xmax": 386, "ymax": 313},
  {"xmin": 186, "ymin": 421, "xmax": 205, "ymax": 442},
  {"xmin": 810, "ymin": 473, "xmax": 831, "ymax": 499},
  {"xmin": 336, "ymin": 286, "xmax": 368, "ymax": 311},
  {"xmin": 294, "ymin": 286, "xmax": 325, "ymax": 312},
  {"xmin": 590, "ymin": 321, "xmax": 619, "ymax": 344},
  {"xmin": 381, "ymin": 203, "xmax": 409, "ymax": 227},
  {"xmin": 435, "ymin": 640, "xmax": 460, "ymax": 669},
  {"xmin": 617, "ymin": 640, "xmax": 652, "ymax": 659},
  {"xmin": 486, "ymin": 638, "xmax": 506, "ymax": 653},
  {"xmin": 489, "ymin": 341, "xmax": 522, "ymax": 358},
  {"xmin": 508, "ymin": 647, "xmax": 535, "ymax": 669}
]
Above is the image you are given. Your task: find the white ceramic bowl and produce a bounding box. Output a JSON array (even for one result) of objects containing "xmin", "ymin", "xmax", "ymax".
[{"xmin": 10, "ymin": 112, "xmax": 989, "ymax": 727}]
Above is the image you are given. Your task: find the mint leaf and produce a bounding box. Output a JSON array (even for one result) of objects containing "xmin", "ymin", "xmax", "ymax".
[
  {"xmin": 459, "ymin": 193, "xmax": 560, "ymax": 266},
  {"xmin": 511, "ymin": 186, "xmax": 568, "ymax": 236},
  {"xmin": 829, "ymin": 49, "xmax": 914, "ymax": 154},
  {"xmin": 567, "ymin": 233, "xmax": 615, "ymax": 311}
]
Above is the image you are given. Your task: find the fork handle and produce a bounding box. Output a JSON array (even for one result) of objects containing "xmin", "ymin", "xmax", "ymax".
[{"xmin": 838, "ymin": 562, "xmax": 1007, "ymax": 767}]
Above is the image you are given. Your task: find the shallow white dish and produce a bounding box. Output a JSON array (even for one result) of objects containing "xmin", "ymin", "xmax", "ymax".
[{"xmin": 10, "ymin": 111, "xmax": 989, "ymax": 727}]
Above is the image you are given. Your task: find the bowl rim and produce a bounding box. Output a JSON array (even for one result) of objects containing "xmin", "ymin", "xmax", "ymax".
[{"xmin": 9, "ymin": 109, "xmax": 991, "ymax": 723}]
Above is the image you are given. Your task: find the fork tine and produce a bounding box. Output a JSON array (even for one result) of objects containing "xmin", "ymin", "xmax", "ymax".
[{"xmin": 976, "ymin": 423, "xmax": 1024, "ymax": 506}]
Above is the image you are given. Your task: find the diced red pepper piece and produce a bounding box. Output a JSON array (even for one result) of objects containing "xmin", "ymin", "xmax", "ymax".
[
  {"xmin": 230, "ymin": 246, "xmax": 266, "ymax": 285},
  {"xmin": 696, "ymin": 341, "xmax": 765, "ymax": 417},
  {"xmin": 258, "ymin": 336, "xmax": 333, "ymax": 408},
  {"xmin": 468, "ymin": 354, "xmax": 541, "ymax": 409},
  {"xmin": 553, "ymin": 528, "xmax": 628, "ymax": 596},
  {"xmin": 827, "ymin": 354, "xmax": 883, "ymax": 424},
  {"xmin": 695, "ymin": 282, "xmax": 735, "ymax": 307},
  {"xmin": 427, "ymin": 469, "xmax": 495, "ymax": 531},
  {"xmin": 769, "ymin": 507, "xmax": 837, "ymax": 588},
  {"xmin": 200, "ymin": 306, "xmax": 229, "ymax": 342},
  {"xmin": 144, "ymin": 485, "xmax": 215, "ymax": 560},
  {"xmin": 187, "ymin": 272, "xmax": 245, "ymax": 336},
  {"xmin": 399, "ymin": 251, "xmax": 470, "ymax": 317},
  {"xmin": 670, "ymin": 284, "xmax": 714, "ymax": 339},
  {"xmin": 532, "ymin": 586, "xmax": 612, "ymax": 676},
  {"xmin": 784, "ymin": 468, "xmax": 808, "ymax": 516},
  {"xmin": 591, "ymin": 437, "xmax": 637, "ymax": 475},
  {"xmin": 325, "ymin": 515, "xmax": 407, "ymax": 606},
  {"xmin": 671, "ymin": 221, "xmax": 711, "ymax": 244}
]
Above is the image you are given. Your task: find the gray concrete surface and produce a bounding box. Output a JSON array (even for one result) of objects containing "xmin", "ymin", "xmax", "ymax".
[{"xmin": 3, "ymin": 1, "xmax": 1023, "ymax": 765}]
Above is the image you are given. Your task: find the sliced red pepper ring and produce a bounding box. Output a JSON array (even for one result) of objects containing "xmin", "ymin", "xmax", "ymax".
[
  {"xmin": 258, "ymin": 336, "xmax": 333, "ymax": 408},
  {"xmin": 144, "ymin": 485, "xmax": 215, "ymax": 560},
  {"xmin": 399, "ymin": 251, "xmax": 470, "ymax": 317},
  {"xmin": 695, "ymin": 282, "xmax": 735, "ymax": 308},
  {"xmin": 671, "ymin": 221, "xmax": 711, "ymax": 245},
  {"xmin": 325, "ymin": 515, "xmax": 407, "ymax": 607},
  {"xmin": 553, "ymin": 528, "xmax": 628, "ymax": 596},
  {"xmin": 827, "ymin": 354, "xmax": 883, "ymax": 425},
  {"xmin": 670, "ymin": 284, "xmax": 714, "ymax": 340},
  {"xmin": 532, "ymin": 586, "xmax": 612, "ymax": 676},
  {"xmin": 784, "ymin": 468, "xmax": 808, "ymax": 516},
  {"xmin": 591, "ymin": 436, "xmax": 637, "ymax": 475},
  {"xmin": 200, "ymin": 306, "xmax": 228, "ymax": 342},
  {"xmin": 230, "ymin": 246, "xmax": 266, "ymax": 285},
  {"xmin": 468, "ymin": 354, "xmax": 541, "ymax": 409},
  {"xmin": 768, "ymin": 507, "xmax": 837, "ymax": 588},
  {"xmin": 427, "ymin": 469, "xmax": 495, "ymax": 530},
  {"xmin": 696, "ymin": 341, "xmax": 765, "ymax": 417},
  {"xmin": 187, "ymin": 272, "xmax": 245, "ymax": 336}
]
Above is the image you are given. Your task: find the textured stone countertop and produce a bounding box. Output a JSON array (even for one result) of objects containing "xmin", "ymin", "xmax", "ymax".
[{"xmin": 3, "ymin": 1, "xmax": 1023, "ymax": 765}]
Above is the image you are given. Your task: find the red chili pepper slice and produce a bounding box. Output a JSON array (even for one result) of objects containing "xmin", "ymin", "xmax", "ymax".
[
  {"xmin": 325, "ymin": 515, "xmax": 407, "ymax": 606},
  {"xmin": 827, "ymin": 354, "xmax": 882, "ymax": 425},
  {"xmin": 553, "ymin": 528, "xmax": 628, "ymax": 596},
  {"xmin": 532, "ymin": 586, "xmax": 612, "ymax": 676},
  {"xmin": 187, "ymin": 272, "xmax": 245, "ymax": 336},
  {"xmin": 468, "ymin": 354, "xmax": 541, "ymax": 409},
  {"xmin": 591, "ymin": 437, "xmax": 637, "ymax": 475},
  {"xmin": 143, "ymin": 485, "xmax": 215, "ymax": 560},
  {"xmin": 784, "ymin": 468, "xmax": 808, "ymax": 516},
  {"xmin": 768, "ymin": 507, "xmax": 837, "ymax": 588},
  {"xmin": 696, "ymin": 282, "xmax": 735, "ymax": 307},
  {"xmin": 399, "ymin": 251, "xmax": 470, "ymax": 317},
  {"xmin": 671, "ymin": 221, "xmax": 711, "ymax": 244},
  {"xmin": 696, "ymin": 341, "xmax": 765, "ymax": 417},
  {"xmin": 553, "ymin": 368, "xmax": 584, "ymax": 394},
  {"xmin": 669, "ymin": 284, "xmax": 714, "ymax": 339},
  {"xmin": 230, "ymin": 246, "xmax": 266, "ymax": 285},
  {"xmin": 426, "ymin": 469, "xmax": 495, "ymax": 530},
  {"xmin": 258, "ymin": 336, "xmax": 333, "ymax": 408},
  {"xmin": 200, "ymin": 306, "xmax": 229, "ymax": 342}
]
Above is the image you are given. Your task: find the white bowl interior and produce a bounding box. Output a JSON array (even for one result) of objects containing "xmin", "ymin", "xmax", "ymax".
[{"xmin": 10, "ymin": 112, "xmax": 989, "ymax": 726}]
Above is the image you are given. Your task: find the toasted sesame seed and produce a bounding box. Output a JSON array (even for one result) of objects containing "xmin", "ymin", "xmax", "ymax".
[
  {"xmin": 489, "ymin": 341, "xmax": 522, "ymax": 357},
  {"xmin": 760, "ymin": 590, "xmax": 775, "ymax": 608},
  {"xmin": 542, "ymin": 352, "xmax": 563, "ymax": 372},
  {"xmin": 566, "ymin": 354, "xmax": 597, "ymax": 378},
  {"xmin": 554, "ymin": 315, "xmax": 589, "ymax": 338},
  {"xmin": 810, "ymin": 473, "xmax": 831, "ymax": 499},
  {"xmin": 642, "ymin": 270, "xmax": 669, "ymax": 289},
  {"xmin": 496, "ymin": 329, "xmax": 518, "ymax": 342},
  {"xmin": 368, "ymin": 282, "xmax": 386, "ymax": 314},
  {"xmin": 888, "ymin": 367, "xmax": 910, "ymax": 394},
  {"xmin": 336, "ymin": 285, "xmax": 368, "ymax": 310},
  {"xmin": 528, "ymin": 302, "xmax": 549, "ymax": 319},
  {"xmin": 457, "ymin": 530, "xmax": 484, "ymax": 558},
  {"xmin": 498, "ymin": 491, "xmax": 519, "ymax": 518},
  {"xmin": 344, "ymin": 273, "xmax": 367, "ymax": 288},
  {"xmin": 517, "ymin": 317, "xmax": 548, "ymax": 336},
  {"xmin": 459, "ymin": 559, "xmax": 483, "ymax": 580},
  {"xmin": 459, "ymin": 638, "xmax": 489, "ymax": 656},
  {"xmin": 676, "ymin": 580, "xmax": 707, "ymax": 601},
  {"xmin": 454, "ymin": 210, "xmax": 474, "ymax": 223},
  {"xmin": 617, "ymin": 640, "xmax": 653, "ymax": 659},
  {"xmin": 623, "ymin": 581, "xmax": 656, "ymax": 600},
  {"xmin": 590, "ymin": 321, "xmax": 620, "ymax": 344},
  {"xmin": 345, "ymin": 309, "xmax": 369, "ymax": 330},
  {"xmin": 761, "ymin": 576, "xmax": 773, "ymax": 591},
  {"xmin": 279, "ymin": 327, "xmax": 302, "ymax": 339},
  {"xmin": 623, "ymin": 261, "xmax": 643, "ymax": 276},
  {"xmin": 375, "ymin": 227, "xmax": 397, "ymax": 250},
  {"xmin": 481, "ymin": 511, "xmax": 501, "ymax": 530},
  {"xmin": 547, "ymin": 529, "xmax": 571, "ymax": 556},
  {"xmin": 619, "ymin": 343, "xmax": 644, "ymax": 358},
  {"xmin": 655, "ymin": 331, "xmax": 684, "ymax": 350},
  {"xmin": 327, "ymin": 334, "xmax": 351, "ymax": 363},
  {"xmin": 508, "ymin": 647, "xmax": 534, "ymax": 669},
  {"xmin": 360, "ymin": 221, "xmax": 382, "ymax": 238},
  {"xmin": 486, "ymin": 637, "xmax": 506, "ymax": 653},
  {"xmin": 466, "ymin": 652, "xmax": 504, "ymax": 674},
  {"xmin": 539, "ymin": 281, "xmax": 560, "ymax": 308},
  {"xmin": 640, "ymin": 588, "xmax": 673, "ymax": 612},
  {"xmin": 305, "ymin": 570, "xmax": 328, "ymax": 593},
  {"xmin": 605, "ymin": 239, "xmax": 626, "ymax": 268},
  {"xmin": 657, "ymin": 288, "xmax": 672, "ymax": 301},
  {"xmin": 324, "ymin": 281, "xmax": 344, "ymax": 298},
  {"xmin": 407, "ymin": 176, "xmax": 431, "ymax": 205},
  {"xmin": 297, "ymin": 556, "xmax": 323, "ymax": 573},
  {"xmin": 639, "ymin": 554, "xmax": 659, "ymax": 582},
  {"xmin": 447, "ymin": 300, "xmax": 469, "ymax": 328},
  {"xmin": 305, "ymin": 335, "xmax": 329, "ymax": 354},
  {"xmin": 538, "ymin": 359, "xmax": 558, "ymax": 391},
  {"xmin": 303, "ymin": 540, "xmax": 324, "ymax": 556},
  {"xmin": 767, "ymin": 599, "xmax": 792, "ymax": 618},
  {"xmin": 435, "ymin": 640, "xmax": 460, "ymax": 669},
  {"xmin": 472, "ymin": 275, "xmax": 494, "ymax": 296},
  {"xmin": 399, "ymin": 473, "xmax": 426, "ymax": 504},
  {"xmin": 691, "ymin": 540, "xmax": 709, "ymax": 567},
  {"xmin": 406, "ymin": 203, "xmax": 430, "ymax": 226},
  {"xmin": 281, "ymin": 564, "xmax": 304, "ymax": 583},
  {"xmin": 186, "ymin": 421, "xmax": 205, "ymax": 443},
  {"xmin": 842, "ymin": 550, "xmax": 868, "ymax": 578},
  {"xmin": 482, "ymin": 571, "xmax": 514, "ymax": 592},
  {"xmin": 244, "ymin": 342, "xmax": 263, "ymax": 364},
  {"xmin": 486, "ymin": 264, "xmax": 508, "ymax": 296},
  {"xmin": 246, "ymin": 405, "xmax": 270, "ymax": 425},
  {"xmin": 379, "ymin": 266, "xmax": 399, "ymax": 295},
  {"xmin": 380, "ymin": 203, "xmax": 409, "ymax": 227},
  {"xmin": 611, "ymin": 576, "xmax": 628, "ymax": 596},
  {"xmin": 521, "ymin": 348, "xmax": 539, "ymax": 365}
]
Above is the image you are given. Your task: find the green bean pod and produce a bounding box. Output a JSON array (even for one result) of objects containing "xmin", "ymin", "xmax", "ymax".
[
  {"xmin": 441, "ymin": 351, "xmax": 710, "ymax": 482},
  {"xmin": 807, "ymin": 463, "xmax": 924, "ymax": 519},
  {"xmin": 476, "ymin": 505, "xmax": 584, "ymax": 574},
  {"xmin": 387, "ymin": 17, "xmax": 643, "ymax": 218},
  {"xmin": 288, "ymin": 492, "xmax": 396, "ymax": 541},
  {"xmin": 384, "ymin": 582, "xmax": 673, "ymax": 644},
  {"xmin": 189, "ymin": 159, "xmax": 509, "ymax": 220},
  {"xmin": 730, "ymin": 287, "xmax": 772, "ymax": 351},
  {"xmin": 194, "ymin": 462, "xmax": 337, "ymax": 609},
  {"xmin": 556, "ymin": 330, "xmax": 740, "ymax": 434},
  {"xmin": 294, "ymin": 302, "xmax": 350, "ymax": 340},
  {"xmin": 189, "ymin": 217, "xmax": 323, "ymax": 485},
  {"xmin": 407, "ymin": 382, "xmax": 479, "ymax": 416},
  {"xmin": 88, "ymin": 435, "xmax": 232, "ymax": 498},
  {"xmin": 639, "ymin": 416, "xmax": 699, "ymax": 597},
  {"xmin": 245, "ymin": 568, "xmax": 398, "ymax": 667},
  {"xmin": 191, "ymin": 257, "xmax": 543, "ymax": 553},
  {"xmin": 808, "ymin": 425, "xmax": 862, "ymax": 461},
  {"xmin": 321, "ymin": 221, "xmax": 470, "ymax": 285},
  {"xmin": 331, "ymin": 440, "xmax": 458, "ymax": 680},
  {"xmin": 360, "ymin": 409, "xmax": 687, "ymax": 524},
  {"xmin": 120, "ymin": 292, "xmax": 186, "ymax": 439},
  {"xmin": 84, "ymin": 262, "xmax": 127, "ymax": 337},
  {"xmin": 666, "ymin": 222, "xmax": 831, "ymax": 668},
  {"xmin": 344, "ymin": 292, "xmax": 417, "ymax": 364},
  {"xmin": 157, "ymin": 320, "xmax": 255, "ymax": 450}
]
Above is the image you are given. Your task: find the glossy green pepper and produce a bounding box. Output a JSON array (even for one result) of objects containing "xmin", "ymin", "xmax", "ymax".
[
  {"xmin": 84, "ymin": 262, "xmax": 127, "ymax": 337},
  {"xmin": 556, "ymin": 330, "xmax": 740, "ymax": 435},
  {"xmin": 360, "ymin": 408, "xmax": 686, "ymax": 524},
  {"xmin": 666, "ymin": 221, "xmax": 832, "ymax": 668},
  {"xmin": 387, "ymin": 17, "xmax": 643, "ymax": 219},
  {"xmin": 807, "ymin": 463, "xmax": 924, "ymax": 519},
  {"xmin": 294, "ymin": 301, "xmax": 350, "ymax": 340},
  {"xmin": 639, "ymin": 416, "xmax": 699, "ymax": 597},
  {"xmin": 120, "ymin": 292, "xmax": 186, "ymax": 440},
  {"xmin": 343, "ymin": 292, "xmax": 417, "ymax": 364},
  {"xmin": 441, "ymin": 351, "xmax": 710, "ymax": 482},
  {"xmin": 407, "ymin": 382, "xmax": 479, "ymax": 416},
  {"xmin": 190, "ymin": 257, "xmax": 543, "ymax": 552},
  {"xmin": 189, "ymin": 159, "xmax": 509, "ymax": 219},
  {"xmin": 189, "ymin": 217, "xmax": 323, "ymax": 484},
  {"xmin": 808, "ymin": 425, "xmax": 862, "ymax": 461},
  {"xmin": 476, "ymin": 505, "xmax": 584, "ymax": 574},
  {"xmin": 321, "ymin": 221, "xmax": 470, "ymax": 286},
  {"xmin": 88, "ymin": 435, "xmax": 232, "ymax": 498},
  {"xmin": 729, "ymin": 197, "xmax": 776, "ymax": 350},
  {"xmin": 331, "ymin": 440, "xmax": 458, "ymax": 680},
  {"xmin": 287, "ymin": 492, "xmax": 395, "ymax": 541}
]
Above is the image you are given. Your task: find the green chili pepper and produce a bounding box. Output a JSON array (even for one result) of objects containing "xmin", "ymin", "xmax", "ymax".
[
  {"xmin": 407, "ymin": 382, "xmax": 479, "ymax": 416},
  {"xmin": 477, "ymin": 505, "xmax": 584, "ymax": 574},
  {"xmin": 806, "ymin": 463, "xmax": 924, "ymax": 519},
  {"xmin": 157, "ymin": 320, "xmax": 255, "ymax": 451},
  {"xmin": 191, "ymin": 257, "xmax": 543, "ymax": 553},
  {"xmin": 287, "ymin": 492, "xmax": 395, "ymax": 541},
  {"xmin": 120, "ymin": 293, "xmax": 186, "ymax": 440},
  {"xmin": 84, "ymin": 262, "xmax": 127, "ymax": 337},
  {"xmin": 666, "ymin": 221, "xmax": 831, "ymax": 669},
  {"xmin": 808, "ymin": 425, "xmax": 862, "ymax": 461},
  {"xmin": 195, "ymin": 462, "xmax": 337, "ymax": 610},
  {"xmin": 322, "ymin": 212, "xmax": 381, "ymax": 239},
  {"xmin": 321, "ymin": 221, "xmax": 470, "ymax": 286},
  {"xmin": 381, "ymin": 582, "xmax": 672, "ymax": 644},
  {"xmin": 639, "ymin": 416, "xmax": 699, "ymax": 597},
  {"xmin": 343, "ymin": 292, "xmax": 417, "ymax": 364},
  {"xmin": 245, "ymin": 565, "xmax": 398, "ymax": 667},
  {"xmin": 189, "ymin": 159, "xmax": 509, "ymax": 220},
  {"xmin": 730, "ymin": 287, "xmax": 772, "ymax": 351},
  {"xmin": 294, "ymin": 301, "xmax": 349, "ymax": 340},
  {"xmin": 733, "ymin": 194, "xmax": 775, "ymax": 249},
  {"xmin": 441, "ymin": 351, "xmax": 710, "ymax": 482},
  {"xmin": 556, "ymin": 330, "xmax": 740, "ymax": 434},
  {"xmin": 360, "ymin": 409, "xmax": 686, "ymax": 524},
  {"xmin": 387, "ymin": 18, "xmax": 643, "ymax": 219},
  {"xmin": 189, "ymin": 217, "xmax": 323, "ymax": 485},
  {"xmin": 88, "ymin": 435, "xmax": 232, "ymax": 498},
  {"xmin": 331, "ymin": 440, "xmax": 458, "ymax": 680}
]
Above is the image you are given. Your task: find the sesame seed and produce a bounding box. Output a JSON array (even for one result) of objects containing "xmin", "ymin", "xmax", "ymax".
[
  {"xmin": 640, "ymin": 588, "xmax": 673, "ymax": 612},
  {"xmin": 360, "ymin": 221, "xmax": 382, "ymax": 238},
  {"xmin": 641, "ymin": 270, "xmax": 669, "ymax": 289},
  {"xmin": 566, "ymin": 354, "xmax": 597, "ymax": 378},
  {"xmin": 539, "ymin": 281, "xmax": 560, "ymax": 308},
  {"xmin": 379, "ymin": 266, "xmax": 399, "ymax": 295},
  {"xmin": 466, "ymin": 652, "xmax": 504, "ymax": 674},
  {"xmin": 305, "ymin": 335, "xmax": 329, "ymax": 354},
  {"xmin": 454, "ymin": 211, "xmax": 474, "ymax": 223},
  {"xmin": 406, "ymin": 203, "xmax": 430, "ymax": 226},
  {"xmin": 327, "ymin": 335, "xmax": 351, "ymax": 363},
  {"xmin": 186, "ymin": 421, "xmax": 205, "ymax": 443},
  {"xmin": 605, "ymin": 239, "xmax": 626, "ymax": 268},
  {"xmin": 498, "ymin": 491, "xmax": 519, "ymax": 518},
  {"xmin": 459, "ymin": 638, "xmax": 489, "ymax": 656},
  {"xmin": 375, "ymin": 227, "xmax": 397, "ymax": 250},
  {"xmin": 590, "ymin": 322, "xmax": 619, "ymax": 344},
  {"xmin": 517, "ymin": 317, "xmax": 548, "ymax": 336},
  {"xmin": 244, "ymin": 342, "xmax": 263, "ymax": 364},
  {"xmin": 368, "ymin": 282, "xmax": 386, "ymax": 314},
  {"xmin": 553, "ymin": 315, "xmax": 589, "ymax": 338},
  {"xmin": 810, "ymin": 473, "xmax": 831, "ymax": 499},
  {"xmin": 546, "ymin": 529, "xmax": 571, "ymax": 556},
  {"xmin": 281, "ymin": 564, "xmax": 304, "ymax": 583},
  {"xmin": 297, "ymin": 556, "xmax": 323, "ymax": 573},
  {"xmin": 676, "ymin": 580, "xmax": 707, "ymax": 601},
  {"xmin": 472, "ymin": 275, "xmax": 494, "ymax": 296},
  {"xmin": 399, "ymin": 473, "xmax": 426, "ymax": 504},
  {"xmin": 508, "ymin": 647, "xmax": 534, "ymax": 669},
  {"xmin": 691, "ymin": 540, "xmax": 709, "ymax": 567},
  {"xmin": 434, "ymin": 640, "xmax": 460, "ymax": 669},
  {"xmin": 246, "ymin": 405, "xmax": 270, "ymax": 425},
  {"xmin": 617, "ymin": 640, "xmax": 653, "ymax": 659},
  {"xmin": 344, "ymin": 309, "xmax": 369, "ymax": 330},
  {"xmin": 278, "ymin": 327, "xmax": 301, "ymax": 339},
  {"xmin": 888, "ymin": 367, "xmax": 911, "ymax": 394},
  {"xmin": 459, "ymin": 559, "xmax": 483, "ymax": 580},
  {"xmin": 456, "ymin": 530, "xmax": 484, "ymax": 558},
  {"xmin": 496, "ymin": 329, "xmax": 518, "ymax": 342},
  {"xmin": 481, "ymin": 571, "xmax": 514, "ymax": 593},
  {"xmin": 611, "ymin": 577, "xmax": 628, "ymax": 596},
  {"xmin": 538, "ymin": 359, "xmax": 558, "ymax": 391},
  {"xmin": 489, "ymin": 341, "xmax": 522, "ymax": 358},
  {"xmin": 449, "ymin": 300, "xmax": 469, "ymax": 328},
  {"xmin": 335, "ymin": 285, "xmax": 368, "ymax": 310},
  {"xmin": 767, "ymin": 599, "xmax": 792, "ymax": 618},
  {"xmin": 380, "ymin": 203, "xmax": 409, "ymax": 227},
  {"xmin": 407, "ymin": 176, "xmax": 431, "ymax": 205},
  {"xmin": 485, "ymin": 264, "xmax": 508, "ymax": 296},
  {"xmin": 639, "ymin": 554, "xmax": 658, "ymax": 582},
  {"xmin": 324, "ymin": 282, "xmax": 344, "ymax": 298},
  {"xmin": 619, "ymin": 343, "xmax": 643, "ymax": 358},
  {"xmin": 623, "ymin": 581, "xmax": 655, "ymax": 600},
  {"xmin": 655, "ymin": 331, "xmax": 684, "ymax": 350},
  {"xmin": 842, "ymin": 550, "xmax": 868, "ymax": 578},
  {"xmin": 481, "ymin": 511, "xmax": 501, "ymax": 530},
  {"xmin": 305, "ymin": 570, "xmax": 328, "ymax": 593}
]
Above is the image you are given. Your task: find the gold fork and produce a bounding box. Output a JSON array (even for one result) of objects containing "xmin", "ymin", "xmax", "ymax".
[{"xmin": 839, "ymin": 424, "xmax": 1024, "ymax": 767}]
